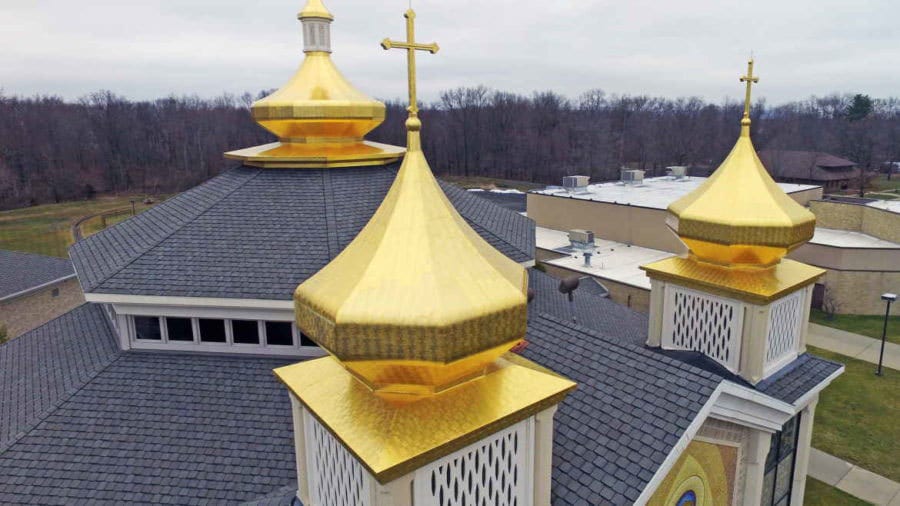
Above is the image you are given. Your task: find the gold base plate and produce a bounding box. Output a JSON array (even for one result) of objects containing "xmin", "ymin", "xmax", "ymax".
[
  {"xmin": 224, "ymin": 141, "xmax": 405, "ymax": 169},
  {"xmin": 641, "ymin": 256, "xmax": 826, "ymax": 304},
  {"xmin": 274, "ymin": 354, "xmax": 576, "ymax": 484}
]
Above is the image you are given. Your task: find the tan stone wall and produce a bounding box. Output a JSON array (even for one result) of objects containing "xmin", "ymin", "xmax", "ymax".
[
  {"xmin": 538, "ymin": 262, "xmax": 651, "ymax": 313},
  {"xmin": 819, "ymin": 270, "xmax": 900, "ymax": 316},
  {"xmin": 861, "ymin": 206, "xmax": 900, "ymax": 243},
  {"xmin": 527, "ymin": 193, "xmax": 687, "ymax": 253},
  {"xmin": 809, "ymin": 200, "xmax": 900, "ymax": 243},
  {"xmin": 0, "ymin": 278, "xmax": 84, "ymax": 339}
]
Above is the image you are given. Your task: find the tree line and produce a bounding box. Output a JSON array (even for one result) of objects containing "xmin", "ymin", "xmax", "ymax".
[{"xmin": 1, "ymin": 88, "xmax": 897, "ymax": 210}]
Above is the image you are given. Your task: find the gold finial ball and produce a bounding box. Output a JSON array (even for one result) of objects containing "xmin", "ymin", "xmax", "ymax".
[
  {"xmin": 406, "ymin": 116, "xmax": 422, "ymax": 131},
  {"xmin": 741, "ymin": 117, "xmax": 751, "ymax": 127}
]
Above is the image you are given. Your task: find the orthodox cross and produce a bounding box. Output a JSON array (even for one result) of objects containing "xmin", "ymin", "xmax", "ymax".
[
  {"xmin": 740, "ymin": 59, "xmax": 760, "ymax": 119},
  {"xmin": 381, "ymin": 9, "xmax": 439, "ymax": 118}
]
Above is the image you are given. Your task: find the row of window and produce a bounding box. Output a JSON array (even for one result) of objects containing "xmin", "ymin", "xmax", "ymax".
[{"xmin": 132, "ymin": 316, "xmax": 317, "ymax": 348}]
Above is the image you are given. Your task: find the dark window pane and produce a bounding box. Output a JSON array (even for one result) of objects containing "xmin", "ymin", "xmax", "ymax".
[
  {"xmin": 232, "ymin": 320, "xmax": 260, "ymax": 344},
  {"xmin": 166, "ymin": 317, "xmax": 194, "ymax": 342},
  {"xmin": 297, "ymin": 326, "xmax": 317, "ymax": 347},
  {"xmin": 761, "ymin": 470, "xmax": 776, "ymax": 506},
  {"xmin": 134, "ymin": 316, "xmax": 161, "ymax": 340},
  {"xmin": 199, "ymin": 319, "xmax": 227, "ymax": 343},
  {"xmin": 266, "ymin": 321, "xmax": 293, "ymax": 346},
  {"xmin": 779, "ymin": 416, "xmax": 799, "ymax": 457}
]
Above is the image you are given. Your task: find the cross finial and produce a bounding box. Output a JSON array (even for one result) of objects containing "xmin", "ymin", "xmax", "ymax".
[
  {"xmin": 739, "ymin": 58, "xmax": 760, "ymax": 121},
  {"xmin": 381, "ymin": 9, "xmax": 439, "ymax": 147}
]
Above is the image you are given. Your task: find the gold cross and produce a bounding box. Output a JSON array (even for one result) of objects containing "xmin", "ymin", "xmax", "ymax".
[
  {"xmin": 740, "ymin": 58, "xmax": 760, "ymax": 119},
  {"xmin": 381, "ymin": 9, "xmax": 439, "ymax": 118}
]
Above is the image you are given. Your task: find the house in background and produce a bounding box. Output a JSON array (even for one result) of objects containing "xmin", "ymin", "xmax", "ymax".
[
  {"xmin": 0, "ymin": 250, "xmax": 84, "ymax": 339},
  {"xmin": 758, "ymin": 149, "xmax": 858, "ymax": 191}
]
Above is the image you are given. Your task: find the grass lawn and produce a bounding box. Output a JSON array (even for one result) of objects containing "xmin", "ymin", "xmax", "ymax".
[
  {"xmin": 870, "ymin": 174, "xmax": 900, "ymax": 193},
  {"xmin": 0, "ymin": 195, "xmax": 166, "ymax": 258},
  {"xmin": 804, "ymin": 478, "xmax": 871, "ymax": 506},
  {"xmin": 809, "ymin": 346, "xmax": 899, "ymax": 482},
  {"xmin": 809, "ymin": 309, "xmax": 899, "ymax": 345}
]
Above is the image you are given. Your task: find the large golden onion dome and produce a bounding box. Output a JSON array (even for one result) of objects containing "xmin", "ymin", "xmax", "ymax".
[
  {"xmin": 666, "ymin": 60, "xmax": 815, "ymax": 267},
  {"xmin": 225, "ymin": 0, "xmax": 404, "ymax": 168},
  {"xmin": 294, "ymin": 12, "xmax": 528, "ymax": 400}
]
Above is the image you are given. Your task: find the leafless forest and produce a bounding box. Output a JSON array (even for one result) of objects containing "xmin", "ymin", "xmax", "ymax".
[{"xmin": 1, "ymin": 87, "xmax": 897, "ymax": 210}]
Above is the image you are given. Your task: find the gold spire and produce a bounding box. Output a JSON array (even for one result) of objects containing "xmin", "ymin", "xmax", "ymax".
[
  {"xmin": 224, "ymin": 0, "xmax": 404, "ymax": 168},
  {"xmin": 292, "ymin": 8, "xmax": 529, "ymax": 400},
  {"xmin": 298, "ymin": 0, "xmax": 333, "ymax": 20},
  {"xmin": 665, "ymin": 59, "xmax": 815, "ymax": 267}
]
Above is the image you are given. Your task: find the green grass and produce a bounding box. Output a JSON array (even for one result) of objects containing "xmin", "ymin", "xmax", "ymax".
[
  {"xmin": 810, "ymin": 346, "xmax": 900, "ymax": 482},
  {"xmin": 0, "ymin": 196, "xmax": 166, "ymax": 257},
  {"xmin": 870, "ymin": 174, "xmax": 900, "ymax": 193},
  {"xmin": 810, "ymin": 309, "xmax": 900, "ymax": 345},
  {"xmin": 804, "ymin": 478, "xmax": 871, "ymax": 506}
]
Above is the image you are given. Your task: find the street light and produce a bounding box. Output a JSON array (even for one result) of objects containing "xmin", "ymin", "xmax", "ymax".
[{"xmin": 876, "ymin": 292, "xmax": 896, "ymax": 376}]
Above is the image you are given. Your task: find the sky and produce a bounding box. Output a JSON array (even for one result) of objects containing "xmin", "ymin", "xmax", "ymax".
[{"xmin": 1, "ymin": 0, "xmax": 898, "ymax": 106}]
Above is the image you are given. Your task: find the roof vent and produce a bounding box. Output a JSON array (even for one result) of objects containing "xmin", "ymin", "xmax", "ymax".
[
  {"xmin": 667, "ymin": 166, "xmax": 687, "ymax": 179},
  {"xmin": 621, "ymin": 169, "xmax": 645, "ymax": 185},
  {"xmin": 563, "ymin": 175, "xmax": 590, "ymax": 192}
]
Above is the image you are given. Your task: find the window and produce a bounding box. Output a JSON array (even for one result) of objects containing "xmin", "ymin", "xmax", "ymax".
[
  {"xmin": 266, "ymin": 321, "xmax": 293, "ymax": 346},
  {"xmin": 134, "ymin": 316, "xmax": 162, "ymax": 340},
  {"xmin": 762, "ymin": 415, "xmax": 801, "ymax": 506},
  {"xmin": 51, "ymin": 288, "xmax": 60, "ymax": 297},
  {"xmin": 299, "ymin": 330, "xmax": 317, "ymax": 348},
  {"xmin": 676, "ymin": 491, "xmax": 697, "ymax": 506},
  {"xmin": 232, "ymin": 320, "xmax": 260, "ymax": 344},
  {"xmin": 199, "ymin": 319, "xmax": 227, "ymax": 343},
  {"xmin": 166, "ymin": 317, "xmax": 194, "ymax": 342}
]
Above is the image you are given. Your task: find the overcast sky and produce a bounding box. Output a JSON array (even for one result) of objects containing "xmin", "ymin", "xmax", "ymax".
[{"xmin": 2, "ymin": 0, "xmax": 897, "ymax": 105}]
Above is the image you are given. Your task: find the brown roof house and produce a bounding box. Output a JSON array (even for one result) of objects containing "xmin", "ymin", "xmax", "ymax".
[
  {"xmin": 0, "ymin": 250, "xmax": 84, "ymax": 340},
  {"xmin": 759, "ymin": 149, "xmax": 858, "ymax": 190}
]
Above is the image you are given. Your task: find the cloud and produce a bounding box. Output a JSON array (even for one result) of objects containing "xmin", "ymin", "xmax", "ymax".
[{"xmin": 2, "ymin": 0, "xmax": 897, "ymax": 104}]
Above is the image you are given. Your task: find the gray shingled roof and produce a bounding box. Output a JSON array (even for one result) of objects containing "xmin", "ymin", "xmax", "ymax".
[
  {"xmin": 69, "ymin": 166, "xmax": 534, "ymax": 300},
  {"xmin": 0, "ymin": 250, "xmax": 75, "ymax": 300}
]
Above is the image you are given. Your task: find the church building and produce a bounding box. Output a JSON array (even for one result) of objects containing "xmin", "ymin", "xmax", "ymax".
[{"xmin": 0, "ymin": 2, "xmax": 843, "ymax": 505}]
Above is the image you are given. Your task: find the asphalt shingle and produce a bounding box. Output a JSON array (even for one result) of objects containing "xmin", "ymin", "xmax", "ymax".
[{"xmin": 0, "ymin": 250, "xmax": 75, "ymax": 299}]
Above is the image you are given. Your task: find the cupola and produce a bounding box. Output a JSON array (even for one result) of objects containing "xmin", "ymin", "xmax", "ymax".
[
  {"xmin": 225, "ymin": 0, "xmax": 404, "ymax": 168},
  {"xmin": 642, "ymin": 60, "xmax": 826, "ymax": 384}
]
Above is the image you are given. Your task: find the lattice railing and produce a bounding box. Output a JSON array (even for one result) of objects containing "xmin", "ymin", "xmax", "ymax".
[
  {"xmin": 764, "ymin": 289, "xmax": 805, "ymax": 375},
  {"xmin": 663, "ymin": 285, "xmax": 744, "ymax": 372},
  {"xmin": 304, "ymin": 411, "xmax": 372, "ymax": 506},
  {"xmin": 414, "ymin": 418, "xmax": 533, "ymax": 506}
]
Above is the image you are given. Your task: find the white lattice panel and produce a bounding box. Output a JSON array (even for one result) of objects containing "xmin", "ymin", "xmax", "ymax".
[
  {"xmin": 414, "ymin": 418, "xmax": 533, "ymax": 506},
  {"xmin": 304, "ymin": 411, "xmax": 372, "ymax": 506},
  {"xmin": 662, "ymin": 285, "xmax": 744, "ymax": 371},
  {"xmin": 764, "ymin": 289, "xmax": 805, "ymax": 374}
]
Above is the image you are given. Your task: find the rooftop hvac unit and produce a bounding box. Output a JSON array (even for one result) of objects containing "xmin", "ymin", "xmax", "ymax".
[
  {"xmin": 568, "ymin": 229, "xmax": 594, "ymax": 246},
  {"xmin": 667, "ymin": 166, "xmax": 687, "ymax": 179},
  {"xmin": 562, "ymin": 175, "xmax": 590, "ymax": 191},
  {"xmin": 621, "ymin": 169, "xmax": 645, "ymax": 185}
]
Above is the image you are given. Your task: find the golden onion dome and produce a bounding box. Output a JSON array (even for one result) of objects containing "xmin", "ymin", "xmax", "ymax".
[
  {"xmin": 294, "ymin": 116, "xmax": 529, "ymax": 402},
  {"xmin": 667, "ymin": 60, "xmax": 815, "ymax": 267},
  {"xmin": 224, "ymin": 0, "xmax": 404, "ymax": 168}
]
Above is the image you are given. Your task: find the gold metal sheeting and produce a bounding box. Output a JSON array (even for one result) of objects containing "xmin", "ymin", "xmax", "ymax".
[
  {"xmin": 224, "ymin": 141, "xmax": 404, "ymax": 169},
  {"xmin": 666, "ymin": 60, "xmax": 815, "ymax": 266},
  {"xmin": 274, "ymin": 355, "xmax": 576, "ymax": 484},
  {"xmin": 293, "ymin": 146, "xmax": 529, "ymax": 372},
  {"xmin": 338, "ymin": 339, "xmax": 523, "ymax": 398},
  {"xmin": 641, "ymin": 256, "xmax": 825, "ymax": 304},
  {"xmin": 298, "ymin": 0, "xmax": 333, "ymax": 20},
  {"xmin": 252, "ymin": 53, "xmax": 386, "ymax": 141}
]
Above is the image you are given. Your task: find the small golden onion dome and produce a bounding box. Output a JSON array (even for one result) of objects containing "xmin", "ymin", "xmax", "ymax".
[
  {"xmin": 294, "ymin": 129, "xmax": 529, "ymax": 400},
  {"xmin": 225, "ymin": 0, "xmax": 404, "ymax": 168},
  {"xmin": 667, "ymin": 116, "xmax": 815, "ymax": 268},
  {"xmin": 298, "ymin": 0, "xmax": 333, "ymax": 20}
]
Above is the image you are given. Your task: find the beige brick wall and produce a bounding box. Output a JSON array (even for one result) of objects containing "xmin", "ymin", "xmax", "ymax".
[
  {"xmin": 0, "ymin": 277, "xmax": 85, "ymax": 339},
  {"xmin": 861, "ymin": 207, "xmax": 900, "ymax": 243},
  {"xmin": 539, "ymin": 262, "xmax": 651, "ymax": 313},
  {"xmin": 820, "ymin": 270, "xmax": 900, "ymax": 316},
  {"xmin": 809, "ymin": 200, "xmax": 864, "ymax": 230}
]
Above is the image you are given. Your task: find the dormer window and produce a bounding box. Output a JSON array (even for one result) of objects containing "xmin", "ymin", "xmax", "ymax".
[
  {"xmin": 134, "ymin": 316, "xmax": 162, "ymax": 341},
  {"xmin": 166, "ymin": 317, "xmax": 193, "ymax": 342}
]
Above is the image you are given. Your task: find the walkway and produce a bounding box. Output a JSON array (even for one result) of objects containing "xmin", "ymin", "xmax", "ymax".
[
  {"xmin": 809, "ymin": 448, "xmax": 900, "ymax": 505},
  {"xmin": 807, "ymin": 323, "xmax": 900, "ymax": 370}
]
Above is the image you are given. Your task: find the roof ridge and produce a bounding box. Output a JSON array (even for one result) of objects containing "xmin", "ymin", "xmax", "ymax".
[
  {"xmin": 89, "ymin": 168, "xmax": 265, "ymax": 292},
  {"xmin": 0, "ymin": 304, "xmax": 122, "ymax": 455}
]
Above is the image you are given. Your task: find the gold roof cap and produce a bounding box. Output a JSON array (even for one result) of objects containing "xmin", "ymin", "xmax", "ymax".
[
  {"xmin": 293, "ymin": 9, "xmax": 529, "ymax": 399},
  {"xmin": 298, "ymin": 0, "xmax": 333, "ymax": 20},
  {"xmin": 667, "ymin": 59, "xmax": 815, "ymax": 266},
  {"xmin": 225, "ymin": 0, "xmax": 403, "ymax": 168}
]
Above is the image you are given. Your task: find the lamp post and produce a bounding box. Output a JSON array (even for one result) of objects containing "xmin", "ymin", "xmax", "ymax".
[{"xmin": 876, "ymin": 292, "xmax": 896, "ymax": 376}]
